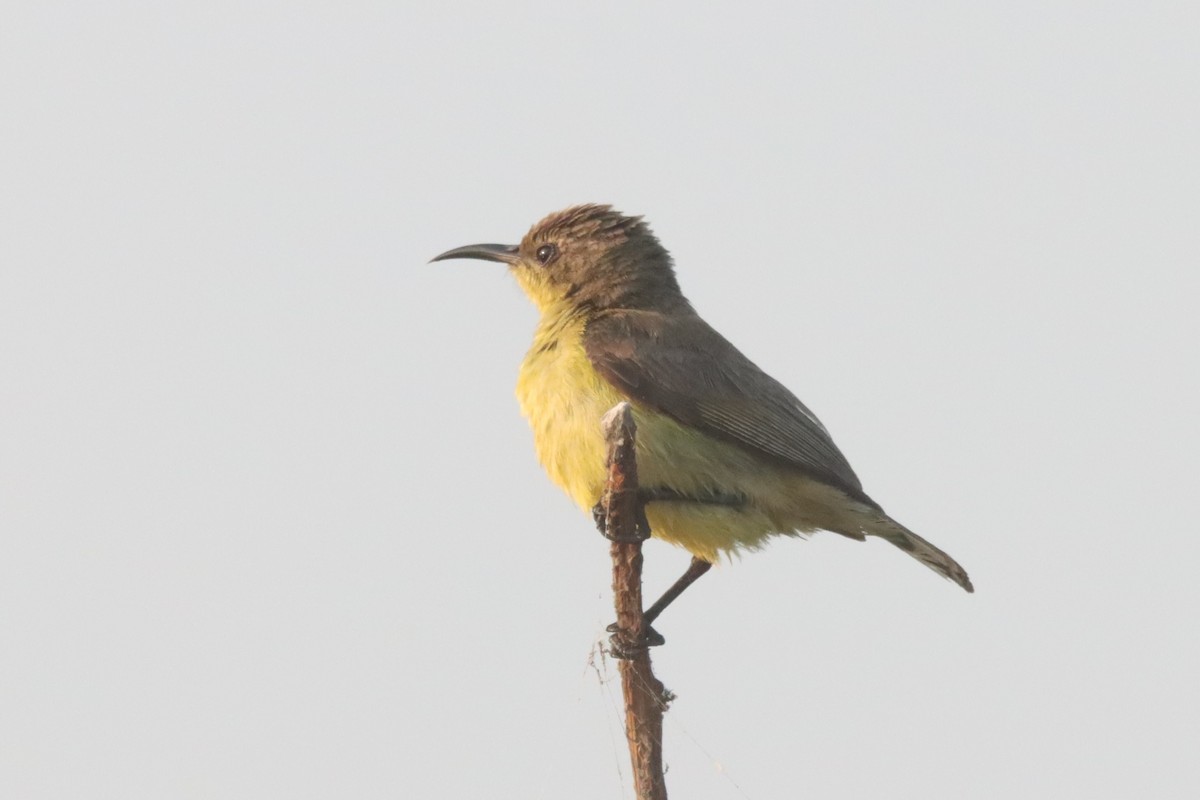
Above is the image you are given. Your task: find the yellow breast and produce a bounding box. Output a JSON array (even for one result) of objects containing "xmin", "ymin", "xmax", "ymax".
[{"xmin": 515, "ymin": 310, "xmax": 620, "ymax": 512}]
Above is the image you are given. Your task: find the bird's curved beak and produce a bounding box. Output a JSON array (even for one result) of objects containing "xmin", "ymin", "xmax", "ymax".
[{"xmin": 429, "ymin": 243, "xmax": 520, "ymax": 265}]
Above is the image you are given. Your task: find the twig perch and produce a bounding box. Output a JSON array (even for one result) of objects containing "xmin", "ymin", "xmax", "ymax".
[{"xmin": 600, "ymin": 402, "xmax": 670, "ymax": 800}]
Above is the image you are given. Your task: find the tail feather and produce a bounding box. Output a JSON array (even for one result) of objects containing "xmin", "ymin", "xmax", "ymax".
[{"xmin": 867, "ymin": 517, "xmax": 974, "ymax": 593}]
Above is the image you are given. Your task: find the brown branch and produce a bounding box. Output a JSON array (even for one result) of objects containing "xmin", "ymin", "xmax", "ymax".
[{"xmin": 600, "ymin": 403, "xmax": 671, "ymax": 800}]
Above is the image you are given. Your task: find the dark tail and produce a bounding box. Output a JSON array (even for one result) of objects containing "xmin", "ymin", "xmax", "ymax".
[{"xmin": 866, "ymin": 517, "xmax": 974, "ymax": 593}]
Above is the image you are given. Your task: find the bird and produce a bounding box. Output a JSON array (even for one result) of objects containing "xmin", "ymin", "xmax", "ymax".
[{"xmin": 432, "ymin": 204, "xmax": 972, "ymax": 630}]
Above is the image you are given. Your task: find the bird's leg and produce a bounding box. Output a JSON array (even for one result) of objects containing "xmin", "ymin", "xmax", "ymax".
[
  {"xmin": 606, "ymin": 556, "xmax": 712, "ymax": 653},
  {"xmin": 643, "ymin": 556, "xmax": 712, "ymax": 626}
]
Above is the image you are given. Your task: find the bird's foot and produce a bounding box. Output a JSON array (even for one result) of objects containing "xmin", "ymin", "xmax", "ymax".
[
  {"xmin": 591, "ymin": 502, "xmax": 607, "ymax": 535},
  {"xmin": 605, "ymin": 622, "xmax": 665, "ymax": 659},
  {"xmin": 591, "ymin": 501, "xmax": 650, "ymax": 543}
]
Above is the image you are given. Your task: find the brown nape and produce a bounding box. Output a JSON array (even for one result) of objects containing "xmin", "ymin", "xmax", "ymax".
[{"xmin": 583, "ymin": 237, "xmax": 690, "ymax": 312}]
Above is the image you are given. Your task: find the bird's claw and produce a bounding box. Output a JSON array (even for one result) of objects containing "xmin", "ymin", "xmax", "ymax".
[
  {"xmin": 605, "ymin": 622, "xmax": 665, "ymax": 659},
  {"xmin": 592, "ymin": 502, "xmax": 607, "ymax": 535},
  {"xmin": 592, "ymin": 502, "xmax": 650, "ymax": 543}
]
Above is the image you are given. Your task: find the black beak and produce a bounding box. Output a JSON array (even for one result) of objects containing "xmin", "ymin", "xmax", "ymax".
[{"xmin": 429, "ymin": 243, "xmax": 520, "ymax": 265}]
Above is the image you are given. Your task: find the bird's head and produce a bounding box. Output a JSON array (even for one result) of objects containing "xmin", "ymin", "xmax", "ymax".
[{"xmin": 432, "ymin": 204, "xmax": 686, "ymax": 314}]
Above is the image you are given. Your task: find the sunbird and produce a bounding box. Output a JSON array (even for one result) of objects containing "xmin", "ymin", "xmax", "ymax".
[{"xmin": 433, "ymin": 204, "xmax": 972, "ymax": 628}]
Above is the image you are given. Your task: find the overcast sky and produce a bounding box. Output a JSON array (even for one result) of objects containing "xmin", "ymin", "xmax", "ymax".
[{"xmin": 2, "ymin": 2, "xmax": 1198, "ymax": 798}]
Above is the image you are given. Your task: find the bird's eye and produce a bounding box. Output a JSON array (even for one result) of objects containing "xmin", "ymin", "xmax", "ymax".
[{"xmin": 535, "ymin": 244, "xmax": 558, "ymax": 264}]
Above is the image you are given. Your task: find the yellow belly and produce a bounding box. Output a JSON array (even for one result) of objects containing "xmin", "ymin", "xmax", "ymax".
[{"xmin": 515, "ymin": 313, "xmax": 859, "ymax": 562}]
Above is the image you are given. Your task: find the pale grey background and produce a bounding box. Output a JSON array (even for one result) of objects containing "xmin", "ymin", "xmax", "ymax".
[{"xmin": 2, "ymin": 2, "xmax": 1197, "ymax": 798}]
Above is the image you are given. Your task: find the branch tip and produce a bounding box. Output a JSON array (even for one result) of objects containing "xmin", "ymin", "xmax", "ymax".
[{"xmin": 601, "ymin": 402, "xmax": 636, "ymax": 442}]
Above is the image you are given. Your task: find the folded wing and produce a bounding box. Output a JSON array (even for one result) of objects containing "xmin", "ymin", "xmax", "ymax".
[{"xmin": 584, "ymin": 309, "xmax": 876, "ymax": 507}]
